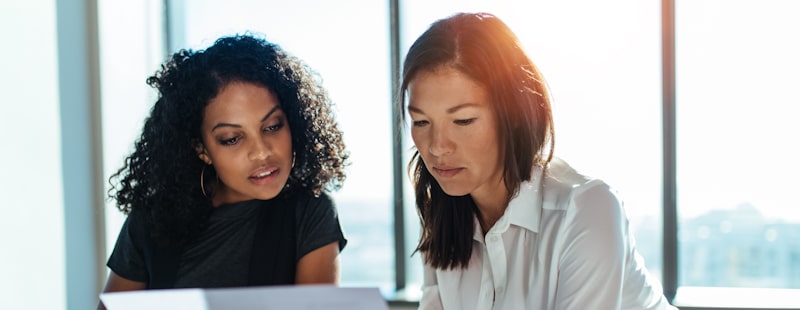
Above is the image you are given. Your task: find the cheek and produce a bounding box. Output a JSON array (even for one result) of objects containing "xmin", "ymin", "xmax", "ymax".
[
  {"xmin": 211, "ymin": 163, "xmax": 237, "ymax": 186},
  {"xmin": 410, "ymin": 129, "xmax": 428, "ymax": 150},
  {"xmin": 213, "ymin": 155, "xmax": 239, "ymax": 171},
  {"xmin": 205, "ymin": 149, "xmax": 242, "ymax": 176},
  {"xmin": 410, "ymin": 131, "xmax": 420, "ymax": 147},
  {"xmin": 280, "ymin": 134, "xmax": 293, "ymax": 156}
]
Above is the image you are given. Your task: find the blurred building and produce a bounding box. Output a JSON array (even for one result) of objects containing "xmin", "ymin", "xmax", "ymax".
[{"xmin": 679, "ymin": 203, "xmax": 800, "ymax": 288}]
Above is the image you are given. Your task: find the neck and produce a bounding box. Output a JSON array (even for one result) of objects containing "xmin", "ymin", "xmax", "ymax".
[
  {"xmin": 471, "ymin": 174, "xmax": 509, "ymax": 234},
  {"xmin": 473, "ymin": 194, "xmax": 508, "ymax": 235},
  {"xmin": 477, "ymin": 210, "xmax": 503, "ymax": 235}
]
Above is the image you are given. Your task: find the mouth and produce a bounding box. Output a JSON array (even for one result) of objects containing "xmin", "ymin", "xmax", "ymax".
[
  {"xmin": 249, "ymin": 167, "xmax": 279, "ymax": 181},
  {"xmin": 432, "ymin": 166, "xmax": 463, "ymax": 178}
]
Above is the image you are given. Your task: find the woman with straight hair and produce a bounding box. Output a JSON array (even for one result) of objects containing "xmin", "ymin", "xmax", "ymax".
[{"xmin": 400, "ymin": 12, "xmax": 677, "ymax": 309}]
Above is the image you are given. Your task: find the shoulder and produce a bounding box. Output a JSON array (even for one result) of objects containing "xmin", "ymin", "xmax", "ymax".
[
  {"xmin": 540, "ymin": 159, "xmax": 630, "ymax": 264},
  {"xmin": 541, "ymin": 157, "xmax": 625, "ymax": 222},
  {"xmin": 290, "ymin": 191, "xmax": 335, "ymax": 208},
  {"xmin": 123, "ymin": 211, "xmax": 148, "ymax": 242},
  {"xmin": 290, "ymin": 190, "xmax": 339, "ymax": 220}
]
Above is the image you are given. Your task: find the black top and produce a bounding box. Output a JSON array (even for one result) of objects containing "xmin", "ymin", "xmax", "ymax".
[{"xmin": 107, "ymin": 191, "xmax": 347, "ymax": 288}]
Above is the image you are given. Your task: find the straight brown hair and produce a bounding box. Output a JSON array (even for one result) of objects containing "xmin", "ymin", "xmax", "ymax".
[{"xmin": 400, "ymin": 12, "xmax": 555, "ymax": 269}]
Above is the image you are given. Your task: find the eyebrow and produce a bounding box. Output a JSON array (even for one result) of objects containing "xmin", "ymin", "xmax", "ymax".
[
  {"xmin": 407, "ymin": 102, "xmax": 481, "ymax": 115},
  {"xmin": 210, "ymin": 105, "xmax": 282, "ymax": 132}
]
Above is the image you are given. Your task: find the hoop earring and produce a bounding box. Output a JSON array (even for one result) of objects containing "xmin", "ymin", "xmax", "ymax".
[
  {"xmin": 291, "ymin": 152, "xmax": 296, "ymax": 169},
  {"xmin": 200, "ymin": 164, "xmax": 209, "ymax": 198}
]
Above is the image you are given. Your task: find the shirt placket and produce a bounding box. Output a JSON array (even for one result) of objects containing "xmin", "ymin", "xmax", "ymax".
[
  {"xmin": 485, "ymin": 231, "xmax": 507, "ymax": 310},
  {"xmin": 476, "ymin": 241, "xmax": 494, "ymax": 309}
]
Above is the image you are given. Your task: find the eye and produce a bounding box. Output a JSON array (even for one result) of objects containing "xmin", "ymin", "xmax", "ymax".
[
  {"xmin": 454, "ymin": 118, "xmax": 476, "ymax": 126},
  {"xmin": 220, "ymin": 136, "xmax": 241, "ymax": 145},
  {"xmin": 263, "ymin": 121, "xmax": 284, "ymax": 133},
  {"xmin": 412, "ymin": 120, "xmax": 429, "ymax": 127}
]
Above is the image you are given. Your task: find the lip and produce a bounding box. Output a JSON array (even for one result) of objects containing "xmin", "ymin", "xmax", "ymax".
[
  {"xmin": 248, "ymin": 166, "xmax": 279, "ymax": 184},
  {"xmin": 432, "ymin": 166, "xmax": 463, "ymax": 178}
]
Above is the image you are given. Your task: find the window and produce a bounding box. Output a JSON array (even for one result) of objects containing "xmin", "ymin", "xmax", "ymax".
[
  {"xmin": 673, "ymin": 0, "xmax": 800, "ymax": 307},
  {"xmin": 163, "ymin": 0, "xmax": 398, "ymax": 295},
  {"xmin": 399, "ymin": 0, "xmax": 664, "ymax": 296},
  {"xmin": 99, "ymin": 0, "xmax": 166, "ymax": 257}
]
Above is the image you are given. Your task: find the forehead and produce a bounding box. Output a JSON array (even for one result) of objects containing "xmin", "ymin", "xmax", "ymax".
[
  {"xmin": 407, "ymin": 68, "xmax": 491, "ymax": 113},
  {"xmin": 203, "ymin": 82, "xmax": 281, "ymax": 121}
]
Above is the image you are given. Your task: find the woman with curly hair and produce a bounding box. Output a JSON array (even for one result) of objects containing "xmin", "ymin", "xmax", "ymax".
[
  {"xmin": 401, "ymin": 13, "xmax": 676, "ymax": 309},
  {"xmin": 98, "ymin": 33, "xmax": 349, "ymax": 306}
]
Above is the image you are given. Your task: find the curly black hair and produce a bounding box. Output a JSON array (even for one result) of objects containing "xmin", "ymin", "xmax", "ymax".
[{"xmin": 108, "ymin": 33, "xmax": 349, "ymax": 245}]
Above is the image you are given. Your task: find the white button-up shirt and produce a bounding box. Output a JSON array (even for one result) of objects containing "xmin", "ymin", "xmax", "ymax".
[{"xmin": 418, "ymin": 158, "xmax": 678, "ymax": 310}]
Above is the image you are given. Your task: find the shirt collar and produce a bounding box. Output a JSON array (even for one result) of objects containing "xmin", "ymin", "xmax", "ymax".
[
  {"xmin": 506, "ymin": 164, "xmax": 545, "ymax": 233},
  {"xmin": 471, "ymin": 165, "xmax": 546, "ymax": 242}
]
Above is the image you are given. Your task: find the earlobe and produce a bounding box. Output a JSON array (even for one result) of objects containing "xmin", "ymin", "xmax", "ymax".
[
  {"xmin": 199, "ymin": 153, "xmax": 212, "ymax": 165},
  {"xmin": 194, "ymin": 141, "xmax": 212, "ymax": 165}
]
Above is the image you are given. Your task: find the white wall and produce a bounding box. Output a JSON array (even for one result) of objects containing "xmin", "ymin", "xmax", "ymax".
[
  {"xmin": 0, "ymin": 1, "xmax": 104, "ymax": 309},
  {"xmin": 0, "ymin": 0, "xmax": 67, "ymax": 309}
]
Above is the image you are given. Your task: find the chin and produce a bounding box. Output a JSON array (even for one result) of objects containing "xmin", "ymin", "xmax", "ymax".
[
  {"xmin": 438, "ymin": 184, "xmax": 471, "ymax": 197},
  {"xmin": 257, "ymin": 190, "xmax": 282, "ymax": 200}
]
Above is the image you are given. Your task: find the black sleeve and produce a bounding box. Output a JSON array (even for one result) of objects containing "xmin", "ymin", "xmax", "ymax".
[
  {"xmin": 106, "ymin": 216, "xmax": 149, "ymax": 282},
  {"xmin": 294, "ymin": 192, "xmax": 348, "ymax": 261}
]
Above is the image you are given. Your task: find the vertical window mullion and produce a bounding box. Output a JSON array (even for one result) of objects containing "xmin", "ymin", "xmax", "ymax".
[
  {"xmin": 661, "ymin": 0, "xmax": 678, "ymax": 302},
  {"xmin": 163, "ymin": 0, "xmax": 185, "ymax": 55},
  {"xmin": 389, "ymin": 0, "xmax": 407, "ymax": 293}
]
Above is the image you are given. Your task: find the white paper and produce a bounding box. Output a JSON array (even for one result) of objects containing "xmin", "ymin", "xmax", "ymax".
[
  {"xmin": 100, "ymin": 288, "xmax": 207, "ymax": 310},
  {"xmin": 100, "ymin": 285, "xmax": 388, "ymax": 310}
]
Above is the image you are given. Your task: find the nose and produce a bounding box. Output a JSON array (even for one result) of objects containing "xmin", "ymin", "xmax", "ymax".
[
  {"xmin": 248, "ymin": 138, "xmax": 270, "ymax": 161},
  {"xmin": 428, "ymin": 125, "xmax": 453, "ymax": 157}
]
